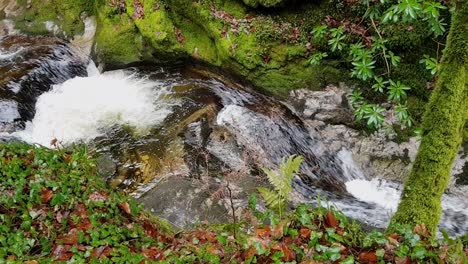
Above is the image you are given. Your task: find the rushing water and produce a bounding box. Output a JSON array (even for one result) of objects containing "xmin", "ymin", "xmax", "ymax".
[{"xmin": 1, "ymin": 35, "xmax": 467, "ymax": 235}]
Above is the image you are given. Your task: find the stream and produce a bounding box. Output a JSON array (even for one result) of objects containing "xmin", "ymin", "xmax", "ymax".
[{"xmin": 1, "ymin": 35, "xmax": 467, "ymax": 236}]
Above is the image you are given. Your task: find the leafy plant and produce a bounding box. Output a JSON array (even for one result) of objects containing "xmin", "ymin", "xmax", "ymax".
[
  {"xmin": 419, "ymin": 55, "xmax": 438, "ymax": 75},
  {"xmin": 257, "ymin": 155, "xmax": 303, "ymax": 219},
  {"xmin": 308, "ymin": 52, "xmax": 328, "ymax": 66},
  {"xmin": 388, "ymin": 80, "xmax": 411, "ymax": 102}
]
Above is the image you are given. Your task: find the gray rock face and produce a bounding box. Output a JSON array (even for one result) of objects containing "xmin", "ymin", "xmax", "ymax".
[{"xmin": 288, "ymin": 86, "xmax": 468, "ymax": 191}]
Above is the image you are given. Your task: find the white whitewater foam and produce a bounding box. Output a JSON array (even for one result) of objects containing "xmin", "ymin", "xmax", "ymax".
[
  {"xmin": 0, "ymin": 47, "xmax": 24, "ymax": 60},
  {"xmin": 13, "ymin": 69, "xmax": 172, "ymax": 146},
  {"xmin": 0, "ymin": 100, "xmax": 20, "ymax": 122},
  {"xmin": 346, "ymin": 179, "xmax": 401, "ymax": 211}
]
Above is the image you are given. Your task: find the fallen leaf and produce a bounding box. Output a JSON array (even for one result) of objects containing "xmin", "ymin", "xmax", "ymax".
[
  {"xmin": 24, "ymin": 261, "xmax": 38, "ymax": 264},
  {"xmin": 91, "ymin": 246, "xmax": 112, "ymax": 259},
  {"xmin": 395, "ymin": 256, "xmax": 411, "ymax": 264},
  {"xmin": 324, "ymin": 211, "xmax": 339, "ymax": 228},
  {"xmin": 89, "ymin": 191, "xmax": 109, "ymax": 202},
  {"xmin": 273, "ymin": 222, "xmax": 286, "ymax": 238},
  {"xmin": 413, "ymin": 224, "xmax": 430, "ymax": 237},
  {"xmin": 242, "ymin": 246, "xmax": 257, "ymax": 260},
  {"xmin": 255, "ymin": 226, "xmax": 271, "ymax": 238},
  {"xmin": 300, "ymin": 227, "xmax": 311, "ymax": 239},
  {"xmin": 358, "ymin": 251, "xmax": 378, "ymax": 263},
  {"xmin": 281, "ymin": 243, "xmax": 296, "ymax": 262},
  {"xmin": 53, "ymin": 245, "xmax": 73, "ymax": 261},
  {"xmin": 41, "ymin": 188, "xmax": 53, "ymax": 203},
  {"xmin": 57, "ymin": 232, "xmax": 78, "ymax": 245},
  {"xmin": 142, "ymin": 247, "xmax": 164, "ymax": 260},
  {"xmin": 119, "ymin": 202, "xmax": 131, "ymax": 214}
]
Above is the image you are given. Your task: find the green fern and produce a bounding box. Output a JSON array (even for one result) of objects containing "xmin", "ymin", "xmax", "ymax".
[{"xmin": 258, "ymin": 155, "xmax": 303, "ymax": 218}]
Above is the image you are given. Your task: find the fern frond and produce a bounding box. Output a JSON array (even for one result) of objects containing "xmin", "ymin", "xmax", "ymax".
[
  {"xmin": 257, "ymin": 187, "xmax": 285, "ymax": 212},
  {"xmin": 280, "ymin": 155, "xmax": 303, "ymax": 181},
  {"xmin": 262, "ymin": 168, "xmax": 292, "ymax": 198}
]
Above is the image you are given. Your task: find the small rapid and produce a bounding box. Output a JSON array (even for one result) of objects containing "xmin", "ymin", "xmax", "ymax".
[
  {"xmin": 14, "ymin": 65, "xmax": 173, "ymax": 145},
  {"xmin": 1, "ymin": 35, "xmax": 467, "ymax": 236}
]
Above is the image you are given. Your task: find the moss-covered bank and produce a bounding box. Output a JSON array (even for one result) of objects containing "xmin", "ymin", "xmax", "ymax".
[
  {"xmin": 8, "ymin": 0, "xmax": 437, "ymax": 98},
  {"xmin": 92, "ymin": 0, "xmax": 350, "ymax": 96}
]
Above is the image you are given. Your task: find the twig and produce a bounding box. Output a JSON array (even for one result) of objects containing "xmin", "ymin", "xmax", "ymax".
[
  {"xmin": 370, "ymin": 17, "xmax": 391, "ymax": 76},
  {"xmin": 226, "ymin": 182, "xmax": 237, "ymax": 240}
]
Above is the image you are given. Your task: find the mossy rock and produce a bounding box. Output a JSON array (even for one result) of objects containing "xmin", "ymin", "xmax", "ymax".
[
  {"xmin": 242, "ymin": 0, "xmax": 287, "ymax": 8},
  {"xmin": 13, "ymin": 0, "xmax": 93, "ymax": 37}
]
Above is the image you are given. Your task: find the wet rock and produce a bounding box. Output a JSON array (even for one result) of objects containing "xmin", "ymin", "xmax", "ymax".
[
  {"xmin": 138, "ymin": 175, "xmax": 263, "ymax": 229},
  {"xmin": 290, "ymin": 86, "xmax": 468, "ymax": 191},
  {"xmin": 289, "ymin": 84, "xmax": 353, "ymax": 125}
]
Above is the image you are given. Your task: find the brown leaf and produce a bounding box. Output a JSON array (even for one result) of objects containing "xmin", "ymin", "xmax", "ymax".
[
  {"xmin": 300, "ymin": 227, "xmax": 311, "ymax": 239},
  {"xmin": 91, "ymin": 246, "xmax": 112, "ymax": 259},
  {"xmin": 41, "ymin": 188, "xmax": 53, "ymax": 203},
  {"xmin": 438, "ymin": 245, "xmax": 448, "ymax": 262},
  {"xmin": 324, "ymin": 211, "xmax": 339, "ymax": 228},
  {"xmin": 24, "ymin": 261, "xmax": 38, "ymax": 264},
  {"xmin": 272, "ymin": 222, "xmax": 286, "ymax": 238},
  {"xmin": 57, "ymin": 233, "xmax": 78, "ymax": 245},
  {"xmin": 242, "ymin": 246, "xmax": 257, "ymax": 260},
  {"xmin": 119, "ymin": 202, "xmax": 131, "ymax": 215},
  {"xmin": 255, "ymin": 226, "xmax": 271, "ymax": 238},
  {"xmin": 395, "ymin": 256, "xmax": 411, "ymax": 264},
  {"xmin": 133, "ymin": 0, "xmax": 145, "ymax": 19},
  {"xmin": 358, "ymin": 251, "xmax": 378, "ymax": 264},
  {"xmin": 175, "ymin": 27, "xmax": 185, "ymax": 43},
  {"xmin": 142, "ymin": 247, "xmax": 164, "ymax": 260},
  {"xmin": 273, "ymin": 243, "xmax": 296, "ymax": 262},
  {"xmin": 53, "ymin": 245, "xmax": 73, "ymax": 261},
  {"xmin": 89, "ymin": 191, "xmax": 109, "ymax": 202},
  {"xmin": 413, "ymin": 224, "xmax": 430, "ymax": 237}
]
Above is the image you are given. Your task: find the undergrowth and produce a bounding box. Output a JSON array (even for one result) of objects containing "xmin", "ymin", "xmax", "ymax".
[{"xmin": 0, "ymin": 143, "xmax": 466, "ymax": 263}]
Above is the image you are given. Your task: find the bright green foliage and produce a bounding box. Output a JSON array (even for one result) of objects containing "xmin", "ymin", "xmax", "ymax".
[
  {"xmin": 420, "ymin": 55, "xmax": 439, "ymax": 75},
  {"xmin": 258, "ymin": 155, "xmax": 303, "ymax": 218},
  {"xmin": 390, "ymin": 0, "xmax": 468, "ymax": 234},
  {"xmin": 354, "ymin": 104, "xmax": 386, "ymax": 129},
  {"xmin": 388, "ymin": 80, "xmax": 411, "ymax": 102},
  {"xmin": 308, "ymin": 52, "xmax": 328, "ymax": 66}
]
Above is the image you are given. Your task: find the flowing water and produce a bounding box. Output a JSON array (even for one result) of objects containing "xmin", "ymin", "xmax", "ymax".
[{"xmin": 1, "ymin": 35, "xmax": 467, "ymax": 236}]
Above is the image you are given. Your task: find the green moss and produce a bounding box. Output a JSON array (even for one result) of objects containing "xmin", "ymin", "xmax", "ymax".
[
  {"xmin": 92, "ymin": 0, "xmax": 346, "ymax": 92},
  {"xmin": 390, "ymin": 0, "xmax": 468, "ymax": 234},
  {"xmin": 14, "ymin": 0, "xmax": 93, "ymax": 37},
  {"xmin": 95, "ymin": 3, "xmax": 143, "ymax": 66},
  {"xmin": 242, "ymin": 0, "xmax": 286, "ymax": 8}
]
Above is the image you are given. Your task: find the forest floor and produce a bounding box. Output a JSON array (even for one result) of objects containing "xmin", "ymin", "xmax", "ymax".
[{"xmin": 0, "ymin": 143, "xmax": 466, "ymax": 263}]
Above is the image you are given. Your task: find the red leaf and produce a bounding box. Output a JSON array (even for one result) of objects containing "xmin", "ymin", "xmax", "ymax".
[
  {"xmin": 255, "ymin": 226, "xmax": 271, "ymax": 238},
  {"xmin": 119, "ymin": 202, "xmax": 131, "ymax": 215},
  {"xmin": 324, "ymin": 211, "xmax": 339, "ymax": 228},
  {"xmin": 53, "ymin": 245, "xmax": 73, "ymax": 261},
  {"xmin": 358, "ymin": 251, "xmax": 378, "ymax": 263},
  {"xmin": 41, "ymin": 189, "xmax": 53, "ymax": 203},
  {"xmin": 300, "ymin": 227, "xmax": 311, "ymax": 239},
  {"xmin": 57, "ymin": 232, "xmax": 78, "ymax": 245},
  {"xmin": 142, "ymin": 247, "xmax": 165, "ymax": 260},
  {"xmin": 242, "ymin": 246, "xmax": 257, "ymax": 260}
]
